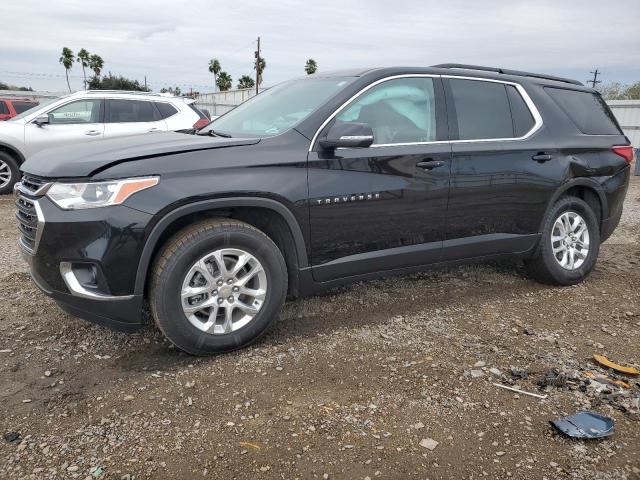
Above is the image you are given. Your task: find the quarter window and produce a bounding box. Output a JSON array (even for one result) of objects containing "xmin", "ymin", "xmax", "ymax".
[
  {"xmin": 0, "ymin": 102, "xmax": 8, "ymax": 115},
  {"xmin": 154, "ymin": 102, "xmax": 178, "ymax": 119},
  {"xmin": 449, "ymin": 79, "xmax": 515, "ymax": 140},
  {"xmin": 336, "ymin": 77, "xmax": 437, "ymax": 145},
  {"xmin": 545, "ymin": 87, "xmax": 621, "ymax": 135},
  {"xmin": 106, "ymin": 100, "xmax": 157, "ymax": 123},
  {"xmin": 47, "ymin": 100, "xmax": 101, "ymax": 124}
]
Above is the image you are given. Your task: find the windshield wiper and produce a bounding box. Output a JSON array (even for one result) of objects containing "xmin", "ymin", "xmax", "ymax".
[{"xmin": 198, "ymin": 129, "xmax": 232, "ymax": 138}]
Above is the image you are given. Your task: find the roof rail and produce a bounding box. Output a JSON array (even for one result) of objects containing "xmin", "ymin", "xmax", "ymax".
[
  {"xmin": 432, "ymin": 63, "xmax": 583, "ymax": 86},
  {"xmin": 83, "ymin": 90, "xmax": 166, "ymax": 96}
]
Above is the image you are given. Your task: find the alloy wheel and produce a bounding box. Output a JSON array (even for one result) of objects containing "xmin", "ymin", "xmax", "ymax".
[
  {"xmin": 0, "ymin": 160, "xmax": 12, "ymax": 189},
  {"xmin": 551, "ymin": 211, "xmax": 590, "ymax": 270},
  {"xmin": 180, "ymin": 248, "xmax": 267, "ymax": 334}
]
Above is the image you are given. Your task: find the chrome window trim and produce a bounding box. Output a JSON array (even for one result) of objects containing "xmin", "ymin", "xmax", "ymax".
[
  {"xmin": 59, "ymin": 262, "xmax": 135, "ymax": 301},
  {"xmin": 309, "ymin": 74, "xmax": 543, "ymax": 152}
]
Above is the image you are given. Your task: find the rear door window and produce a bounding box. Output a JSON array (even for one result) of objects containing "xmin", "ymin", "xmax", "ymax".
[
  {"xmin": 545, "ymin": 87, "xmax": 621, "ymax": 135},
  {"xmin": 154, "ymin": 102, "xmax": 178, "ymax": 119},
  {"xmin": 106, "ymin": 100, "xmax": 158, "ymax": 123},
  {"xmin": 506, "ymin": 85, "xmax": 535, "ymax": 137},
  {"xmin": 13, "ymin": 102, "xmax": 38, "ymax": 114},
  {"xmin": 448, "ymin": 79, "xmax": 514, "ymax": 140}
]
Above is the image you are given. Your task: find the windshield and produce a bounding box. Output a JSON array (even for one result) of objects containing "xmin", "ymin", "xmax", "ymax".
[
  {"xmin": 202, "ymin": 77, "xmax": 355, "ymax": 137},
  {"xmin": 9, "ymin": 97, "xmax": 62, "ymax": 121}
]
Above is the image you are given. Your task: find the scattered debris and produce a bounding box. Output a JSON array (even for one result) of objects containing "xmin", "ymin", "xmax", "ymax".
[
  {"xmin": 584, "ymin": 371, "xmax": 630, "ymax": 389},
  {"xmin": 239, "ymin": 441, "xmax": 261, "ymax": 450},
  {"xmin": 593, "ymin": 354, "xmax": 639, "ymax": 376},
  {"xmin": 510, "ymin": 367, "xmax": 528, "ymax": 379},
  {"xmin": 90, "ymin": 466, "xmax": 104, "ymax": 478},
  {"xmin": 550, "ymin": 412, "xmax": 614, "ymax": 439},
  {"xmin": 493, "ymin": 383, "xmax": 548, "ymax": 399},
  {"xmin": 419, "ymin": 438, "xmax": 439, "ymax": 450},
  {"xmin": 537, "ymin": 369, "xmax": 568, "ymax": 388},
  {"xmin": 3, "ymin": 432, "xmax": 21, "ymax": 443}
]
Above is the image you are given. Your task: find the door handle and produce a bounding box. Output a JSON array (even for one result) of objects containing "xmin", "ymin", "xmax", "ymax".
[
  {"xmin": 84, "ymin": 130, "xmax": 101, "ymax": 136},
  {"xmin": 416, "ymin": 160, "xmax": 445, "ymax": 170},
  {"xmin": 532, "ymin": 153, "xmax": 553, "ymax": 163},
  {"xmin": 147, "ymin": 127, "xmax": 160, "ymax": 132}
]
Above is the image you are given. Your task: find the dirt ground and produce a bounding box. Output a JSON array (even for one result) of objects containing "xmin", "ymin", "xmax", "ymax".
[{"xmin": 1, "ymin": 178, "xmax": 639, "ymax": 480}]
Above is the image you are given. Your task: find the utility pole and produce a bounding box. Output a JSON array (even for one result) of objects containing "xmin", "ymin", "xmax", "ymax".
[
  {"xmin": 588, "ymin": 68, "xmax": 601, "ymax": 89},
  {"xmin": 144, "ymin": 75, "xmax": 147, "ymax": 91},
  {"xmin": 254, "ymin": 36, "xmax": 261, "ymax": 95}
]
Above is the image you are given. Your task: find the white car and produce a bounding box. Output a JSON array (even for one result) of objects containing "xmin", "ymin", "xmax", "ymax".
[{"xmin": 0, "ymin": 90, "xmax": 210, "ymax": 194}]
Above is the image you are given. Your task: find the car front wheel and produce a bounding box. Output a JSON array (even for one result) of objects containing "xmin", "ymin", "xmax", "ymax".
[
  {"xmin": 0, "ymin": 151, "xmax": 19, "ymax": 195},
  {"xmin": 150, "ymin": 219, "xmax": 288, "ymax": 355}
]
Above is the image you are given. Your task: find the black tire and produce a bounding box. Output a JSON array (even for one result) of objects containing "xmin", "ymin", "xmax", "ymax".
[
  {"xmin": 0, "ymin": 151, "xmax": 20, "ymax": 195},
  {"xmin": 525, "ymin": 196, "xmax": 600, "ymax": 285},
  {"xmin": 150, "ymin": 219, "xmax": 288, "ymax": 355}
]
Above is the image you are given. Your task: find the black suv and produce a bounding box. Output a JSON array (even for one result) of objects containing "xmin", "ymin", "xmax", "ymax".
[{"xmin": 16, "ymin": 64, "xmax": 633, "ymax": 355}]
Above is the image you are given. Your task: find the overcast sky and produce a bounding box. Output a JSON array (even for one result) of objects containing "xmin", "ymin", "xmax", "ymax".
[{"xmin": 2, "ymin": 0, "xmax": 640, "ymax": 93}]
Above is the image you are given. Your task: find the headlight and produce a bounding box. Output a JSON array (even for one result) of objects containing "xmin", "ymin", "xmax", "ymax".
[{"xmin": 46, "ymin": 177, "xmax": 159, "ymax": 210}]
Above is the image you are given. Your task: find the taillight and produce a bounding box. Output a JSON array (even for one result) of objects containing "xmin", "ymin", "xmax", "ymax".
[
  {"xmin": 193, "ymin": 119, "xmax": 209, "ymax": 129},
  {"xmin": 611, "ymin": 145, "xmax": 634, "ymax": 164}
]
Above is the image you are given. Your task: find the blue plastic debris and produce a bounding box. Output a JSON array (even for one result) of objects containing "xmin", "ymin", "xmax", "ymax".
[{"xmin": 550, "ymin": 411, "xmax": 614, "ymax": 439}]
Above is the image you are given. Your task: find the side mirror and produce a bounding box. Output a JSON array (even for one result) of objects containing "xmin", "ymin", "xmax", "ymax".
[
  {"xmin": 319, "ymin": 122, "xmax": 374, "ymax": 150},
  {"xmin": 34, "ymin": 115, "xmax": 49, "ymax": 126}
]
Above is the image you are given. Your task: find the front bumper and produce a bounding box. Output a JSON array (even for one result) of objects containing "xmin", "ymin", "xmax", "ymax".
[{"xmin": 18, "ymin": 193, "xmax": 153, "ymax": 331}]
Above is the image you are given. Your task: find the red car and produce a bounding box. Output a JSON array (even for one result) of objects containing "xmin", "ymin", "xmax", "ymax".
[{"xmin": 0, "ymin": 98, "xmax": 39, "ymax": 120}]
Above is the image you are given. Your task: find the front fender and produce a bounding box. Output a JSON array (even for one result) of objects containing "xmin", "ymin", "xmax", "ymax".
[{"xmin": 133, "ymin": 196, "xmax": 308, "ymax": 295}]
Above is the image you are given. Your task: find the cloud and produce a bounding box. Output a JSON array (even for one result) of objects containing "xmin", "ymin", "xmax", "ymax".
[{"xmin": 1, "ymin": 0, "xmax": 639, "ymax": 92}]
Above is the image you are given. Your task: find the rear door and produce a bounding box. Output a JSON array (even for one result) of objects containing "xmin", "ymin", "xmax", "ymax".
[
  {"xmin": 103, "ymin": 99, "xmax": 168, "ymax": 138},
  {"xmin": 443, "ymin": 77, "xmax": 560, "ymax": 259},
  {"xmin": 23, "ymin": 99, "xmax": 104, "ymax": 156},
  {"xmin": 308, "ymin": 75, "xmax": 451, "ymax": 282}
]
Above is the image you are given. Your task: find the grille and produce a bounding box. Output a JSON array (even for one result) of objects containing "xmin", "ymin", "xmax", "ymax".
[
  {"xmin": 15, "ymin": 193, "xmax": 39, "ymax": 253},
  {"xmin": 20, "ymin": 174, "xmax": 49, "ymax": 195}
]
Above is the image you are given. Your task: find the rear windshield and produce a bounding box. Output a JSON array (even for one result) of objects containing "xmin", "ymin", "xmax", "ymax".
[
  {"xmin": 13, "ymin": 102, "xmax": 39, "ymax": 114},
  {"xmin": 188, "ymin": 103, "xmax": 207, "ymax": 120},
  {"xmin": 545, "ymin": 87, "xmax": 622, "ymax": 135}
]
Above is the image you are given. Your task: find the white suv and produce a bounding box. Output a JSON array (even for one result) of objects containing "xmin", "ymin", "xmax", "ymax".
[{"xmin": 0, "ymin": 90, "xmax": 210, "ymax": 194}]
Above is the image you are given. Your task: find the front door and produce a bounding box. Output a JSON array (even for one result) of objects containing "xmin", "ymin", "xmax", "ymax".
[
  {"xmin": 308, "ymin": 76, "xmax": 451, "ymax": 282},
  {"xmin": 23, "ymin": 99, "xmax": 104, "ymax": 157}
]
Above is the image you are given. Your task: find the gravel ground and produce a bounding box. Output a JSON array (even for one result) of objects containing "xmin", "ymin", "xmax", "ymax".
[{"xmin": 1, "ymin": 177, "xmax": 639, "ymax": 480}]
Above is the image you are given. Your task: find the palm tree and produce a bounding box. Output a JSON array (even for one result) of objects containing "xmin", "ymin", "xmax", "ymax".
[
  {"xmin": 59, "ymin": 47, "xmax": 75, "ymax": 93},
  {"xmin": 237, "ymin": 75, "xmax": 255, "ymax": 90},
  {"xmin": 208, "ymin": 59, "xmax": 221, "ymax": 92},
  {"xmin": 305, "ymin": 58, "xmax": 317, "ymax": 75},
  {"xmin": 254, "ymin": 57, "xmax": 266, "ymax": 86},
  {"xmin": 216, "ymin": 72, "xmax": 232, "ymax": 92},
  {"xmin": 88, "ymin": 54, "xmax": 104, "ymax": 80},
  {"xmin": 77, "ymin": 49, "xmax": 90, "ymax": 89}
]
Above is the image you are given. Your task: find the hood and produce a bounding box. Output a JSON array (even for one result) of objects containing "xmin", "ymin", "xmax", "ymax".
[{"xmin": 21, "ymin": 131, "xmax": 260, "ymax": 178}]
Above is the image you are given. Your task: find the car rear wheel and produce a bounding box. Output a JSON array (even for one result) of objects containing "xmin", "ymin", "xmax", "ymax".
[
  {"xmin": 150, "ymin": 219, "xmax": 287, "ymax": 355},
  {"xmin": 0, "ymin": 152, "xmax": 19, "ymax": 195},
  {"xmin": 525, "ymin": 196, "xmax": 600, "ymax": 285}
]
